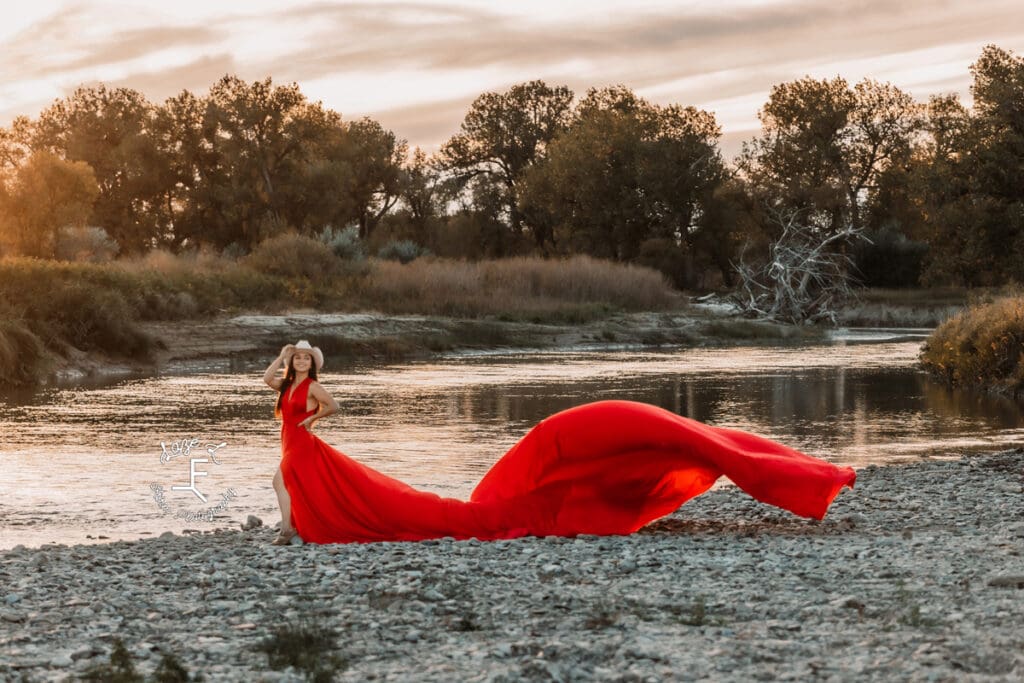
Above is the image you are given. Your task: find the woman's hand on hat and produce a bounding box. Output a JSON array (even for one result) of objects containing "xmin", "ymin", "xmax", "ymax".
[{"xmin": 280, "ymin": 343, "xmax": 295, "ymax": 357}]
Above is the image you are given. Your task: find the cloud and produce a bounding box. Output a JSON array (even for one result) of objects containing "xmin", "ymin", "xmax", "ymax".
[
  {"xmin": 93, "ymin": 53, "xmax": 240, "ymax": 104},
  {"xmin": 0, "ymin": 6, "xmax": 224, "ymax": 83},
  {"xmin": 1, "ymin": 0, "xmax": 1022, "ymax": 154},
  {"xmin": 364, "ymin": 93, "xmax": 478, "ymax": 153}
]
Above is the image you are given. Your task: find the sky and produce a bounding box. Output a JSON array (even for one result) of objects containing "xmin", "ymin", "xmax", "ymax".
[{"xmin": 1, "ymin": 0, "xmax": 1022, "ymax": 159}]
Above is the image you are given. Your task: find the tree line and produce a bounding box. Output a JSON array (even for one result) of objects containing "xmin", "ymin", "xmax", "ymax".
[{"xmin": 0, "ymin": 44, "xmax": 1021, "ymax": 289}]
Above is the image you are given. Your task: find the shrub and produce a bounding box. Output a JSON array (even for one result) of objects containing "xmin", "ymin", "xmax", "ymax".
[
  {"xmin": 377, "ymin": 239, "xmax": 429, "ymax": 264},
  {"xmin": 253, "ymin": 615, "xmax": 347, "ymax": 681},
  {"xmin": 221, "ymin": 241, "xmax": 249, "ymax": 260},
  {"xmin": 53, "ymin": 225, "xmax": 120, "ymax": 263},
  {"xmin": 852, "ymin": 227, "xmax": 928, "ymax": 288},
  {"xmin": 318, "ymin": 224, "xmax": 366, "ymax": 261},
  {"xmin": 634, "ymin": 238, "xmax": 693, "ymax": 289},
  {"xmin": 30, "ymin": 282, "xmax": 153, "ymax": 356},
  {"xmin": 920, "ymin": 295, "xmax": 1024, "ymax": 398},
  {"xmin": 0, "ymin": 314, "xmax": 49, "ymax": 385},
  {"xmin": 246, "ymin": 231, "xmax": 342, "ymax": 279}
]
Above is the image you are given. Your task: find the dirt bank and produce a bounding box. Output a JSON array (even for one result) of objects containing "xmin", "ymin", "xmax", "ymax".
[{"xmin": 44, "ymin": 308, "xmax": 820, "ymax": 384}]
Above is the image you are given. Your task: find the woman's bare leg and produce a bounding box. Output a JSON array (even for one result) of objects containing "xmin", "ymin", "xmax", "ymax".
[{"xmin": 273, "ymin": 466, "xmax": 295, "ymax": 534}]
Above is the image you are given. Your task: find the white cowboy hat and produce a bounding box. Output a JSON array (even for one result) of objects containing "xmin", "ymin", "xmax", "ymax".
[{"xmin": 285, "ymin": 339, "xmax": 324, "ymax": 371}]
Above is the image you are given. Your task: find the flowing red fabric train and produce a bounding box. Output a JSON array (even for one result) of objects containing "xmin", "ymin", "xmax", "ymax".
[{"xmin": 278, "ymin": 377, "xmax": 856, "ymax": 544}]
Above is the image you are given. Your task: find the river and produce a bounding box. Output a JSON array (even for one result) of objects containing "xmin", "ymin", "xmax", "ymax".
[{"xmin": 1, "ymin": 328, "xmax": 1021, "ymax": 549}]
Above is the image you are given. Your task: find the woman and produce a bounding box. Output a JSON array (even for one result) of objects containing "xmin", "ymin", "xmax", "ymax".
[
  {"xmin": 263, "ymin": 340, "xmax": 857, "ymax": 546},
  {"xmin": 264, "ymin": 340, "xmax": 339, "ymax": 545}
]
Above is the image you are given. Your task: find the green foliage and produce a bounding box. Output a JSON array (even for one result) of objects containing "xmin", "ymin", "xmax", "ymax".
[
  {"xmin": 31, "ymin": 282, "xmax": 153, "ymax": 355},
  {"xmin": 151, "ymin": 652, "xmax": 203, "ymax": 682},
  {"xmin": 739, "ymin": 76, "xmax": 922, "ymax": 237},
  {"xmin": 920, "ymin": 295, "xmax": 1024, "ymax": 397},
  {"xmin": 440, "ymin": 80, "xmax": 574, "ymax": 250},
  {"xmin": 519, "ymin": 87, "xmax": 728, "ymax": 284},
  {"xmin": 377, "ymin": 239, "xmax": 428, "ymax": 263},
  {"xmin": 54, "ymin": 225, "xmax": 120, "ymax": 262},
  {"xmin": 1, "ymin": 47, "xmax": 1023, "ymax": 292},
  {"xmin": 318, "ymin": 224, "xmax": 365, "ymax": 261},
  {"xmin": 32, "ymin": 85, "xmax": 163, "ymax": 254},
  {"xmin": 0, "ymin": 254, "xmax": 294, "ymax": 383},
  {"xmin": 634, "ymin": 238, "xmax": 693, "ymax": 289},
  {"xmin": 913, "ymin": 46, "xmax": 1024, "ymax": 286}
]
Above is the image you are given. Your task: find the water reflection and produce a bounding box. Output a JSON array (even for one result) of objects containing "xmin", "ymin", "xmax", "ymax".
[{"xmin": 1, "ymin": 339, "xmax": 1022, "ymax": 549}]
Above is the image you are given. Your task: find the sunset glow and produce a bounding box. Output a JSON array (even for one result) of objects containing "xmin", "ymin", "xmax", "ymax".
[{"xmin": 2, "ymin": 1, "xmax": 1023, "ymax": 154}]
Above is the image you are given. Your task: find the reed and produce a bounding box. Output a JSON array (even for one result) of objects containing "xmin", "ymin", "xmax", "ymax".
[
  {"xmin": 360, "ymin": 255, "xmax": 678, "ymax": 318},
  {"xmin": 920, "ymin": 295, "xmax": 1024, "ymax": 398}
]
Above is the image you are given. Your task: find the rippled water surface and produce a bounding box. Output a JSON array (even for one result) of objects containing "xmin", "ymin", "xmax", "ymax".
[{"xmin": 2, "ymin": 331, "xmax": 1022, "ymax": 549}]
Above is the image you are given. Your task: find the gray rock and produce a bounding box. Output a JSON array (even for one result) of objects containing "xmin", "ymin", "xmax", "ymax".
[
  {"xmin": 241, "ymin": 515, "xmax": 264, "ymax": 531},
  {"xmin": 986, "ymin": 575, "xmax": 1024, "ymax": 588}
]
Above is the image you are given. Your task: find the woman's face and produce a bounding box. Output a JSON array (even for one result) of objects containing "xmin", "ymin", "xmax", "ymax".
[{"xmin": 292, "ymin": 352, "xmax": 312, "ymax": 373}]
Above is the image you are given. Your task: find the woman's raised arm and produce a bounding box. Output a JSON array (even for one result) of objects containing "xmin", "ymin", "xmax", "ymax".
[{"xmin": 264, "ymin": 345, "xmax": 292, "ymax": 389}]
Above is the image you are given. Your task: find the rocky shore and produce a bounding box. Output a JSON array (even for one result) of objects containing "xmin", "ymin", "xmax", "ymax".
[{"xmin": 1, "ymin": 450, "xmax": 1021, "ymax": 682}]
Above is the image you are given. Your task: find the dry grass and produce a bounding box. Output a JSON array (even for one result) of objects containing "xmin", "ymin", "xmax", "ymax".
[
  {"xmin": 361, "ymin": 255, "xmax": 679, "ymax": 319},
  {"xmin": 920, "ymin": 295, "xmax": 1024, "ymax": 398},
  {"xmin": 0, "ymin": 252, "xmax": 681, "ymax": 383}
]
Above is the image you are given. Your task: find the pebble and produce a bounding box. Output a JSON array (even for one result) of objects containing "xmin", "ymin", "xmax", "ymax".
[{"xmin": 0, "ymin": 449, "xmax": 1022, "ymax": 682}]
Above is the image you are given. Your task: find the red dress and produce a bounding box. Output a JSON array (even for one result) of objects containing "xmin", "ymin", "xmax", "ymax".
[{"xmin": 279, "ymin": 376, "xmax": 856, "ymax": 544}]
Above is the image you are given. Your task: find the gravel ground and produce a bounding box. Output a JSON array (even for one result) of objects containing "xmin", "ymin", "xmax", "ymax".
[{"xmin": 1, "ymin": 450, "xmax": 1021, "ymax": 682}]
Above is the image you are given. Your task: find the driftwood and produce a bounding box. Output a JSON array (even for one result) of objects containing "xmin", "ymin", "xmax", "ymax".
[{"xmin": 731, "ymin": 212, "xmax": 868, "ymax": 325}]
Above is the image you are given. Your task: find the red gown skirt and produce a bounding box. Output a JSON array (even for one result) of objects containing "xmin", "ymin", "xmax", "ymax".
[{"xmin": 278, "ymin": 376, "xmax": 856, "ymax": 544}]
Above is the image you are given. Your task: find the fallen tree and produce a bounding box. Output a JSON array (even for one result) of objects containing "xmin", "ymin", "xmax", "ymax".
[{"xmin": 731, "ymin": 211, "xmax": 868, "ymax": 325}]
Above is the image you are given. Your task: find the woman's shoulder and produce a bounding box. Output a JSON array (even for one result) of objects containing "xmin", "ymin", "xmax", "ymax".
[{"xmin": 307, "ymin": 378, "xmax": 330, "ymax": 394}]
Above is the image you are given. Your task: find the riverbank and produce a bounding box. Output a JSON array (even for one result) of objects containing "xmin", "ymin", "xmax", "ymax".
[
  {"xmin": 0, "ymin": 253, "xmax": 680, "ymax": 386},
  {"xmin": 43, "ymin": 308, "xmax": 821, "ymax": 384},
  {"xmin": 1, "ymin": 449, "xmax": 1020, "ymax": 681}
]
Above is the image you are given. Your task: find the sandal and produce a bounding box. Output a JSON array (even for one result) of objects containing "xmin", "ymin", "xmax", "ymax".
[{"xmin": 271, "ymin": 528, "xmax": 298, "ymax": 545}]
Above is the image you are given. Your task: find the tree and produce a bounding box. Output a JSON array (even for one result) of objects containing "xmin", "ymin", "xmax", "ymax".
[
  {"xmin": 521, "ymin": 104, "xmax": 647, "ymax": 259},
  {"xmin": 201, "ymin": 75, "xmax": 336, "ymax": 247},
  {"xmin": 0, "ymin": 152, "xmax": 99, "ymax": 257},
  {"xmin": 0, "ymin": 117, "xmax": 32, "ymax": 174},
  {"xmin": 394, "ymin": 147, "xmax": 444, "ymax": 246},
  {"xmin": 732, "ymin": 209, "xmax": 868, "ymax": 324},
  {"xmin": 909, "ymin": 46, "xmax": 1024, "ymax": 285},
  {"xmin": 439, "ymin": 80, "xmax": 574, "ymax": 250},
  {"xmin": 739, "ymin": 77, "xmax": 923, "ymax": 237},
  {"xmin": 343, "ymin": 118, "xmax": 407, "ymax": 240},
  {"xmin": 31, "ymin": 85, "xmax": 167, "ymax": 253},
  {"xmin": 151, "ymin": 89, "xmax": 224, "ymax": 249},
  {"xmin": 520, "ymin": 87, "xmax": 728, "ymax": 284}
]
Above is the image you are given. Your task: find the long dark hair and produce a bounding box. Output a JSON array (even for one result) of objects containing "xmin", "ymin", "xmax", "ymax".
[{"xmin": 274, "ymin": 357, "xmax": 319, "ymax": 419}]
